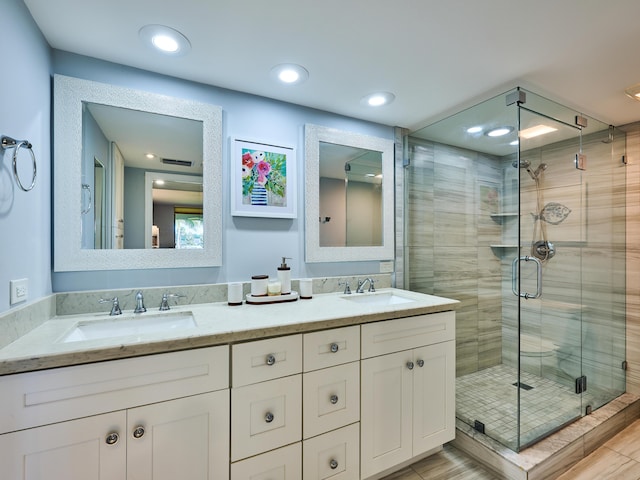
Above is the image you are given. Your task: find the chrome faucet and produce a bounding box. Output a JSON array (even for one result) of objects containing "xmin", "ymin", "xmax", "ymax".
[
  {"xmin": 134, "ymin": 290, "xmax": 147, "ymax": 313},
  {"xmin": 339, "ymin": 280, "xmax": 352, "ymax": 294},
  {"xmin": 99, "ymin": 297, "xmax": 122, "ymax": 316},
  {"xmin": 356, "ymin": 277, "xmax": 376, "ymax": 293},
  {"xmin": 159, "ymin": 293, "xmax": 185, "ymax": 311}
]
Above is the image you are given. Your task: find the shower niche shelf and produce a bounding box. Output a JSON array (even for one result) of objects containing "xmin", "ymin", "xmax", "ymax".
[{"xmin": 489, "ymin": 213, "xmax": 518, "ymax": 224}]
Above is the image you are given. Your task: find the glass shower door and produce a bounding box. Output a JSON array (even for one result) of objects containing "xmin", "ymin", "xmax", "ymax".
[{"xmin": 515, "ymin": 107, "xmax": 584, "ymax": 448}]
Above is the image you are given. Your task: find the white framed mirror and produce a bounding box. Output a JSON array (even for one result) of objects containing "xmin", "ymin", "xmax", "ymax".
[
  {"xmin": 53, "ymin": 74, "xmax": 223, "ymax": 271},
  {"xmin": 305, "ymin": 124, "xmax": 394, "ymax": 262}
]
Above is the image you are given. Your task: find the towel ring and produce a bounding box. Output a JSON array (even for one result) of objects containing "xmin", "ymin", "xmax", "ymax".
[{"xmin": 1, "ymin": 136, "xmax": 37, "ymax": 192}]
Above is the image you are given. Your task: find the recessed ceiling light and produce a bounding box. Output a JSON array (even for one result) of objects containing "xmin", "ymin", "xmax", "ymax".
[
  {"xmin": 519, "ymin": 124, "xmax": 558, "ymax": 139},
  {"xmin": 485, "ymin": 126, "xmax": 514, "ymax": 137},
  {"xmin": 270, "ymin": 64, "xmax": 309, "ymax": 85},
  {"xmin": 154, "ymin": 179, "xmax": 165, "ymax": 185},
  {"xmin": 139, "ymin": 25, "xmax": 191, "ymax": 56},
  {"xmin": 625, "ymin": 83, "xmax": 640, "ymax": 100},
  {"xmin": 145, "ymin": 153, "xmax": 155, "ymax": 159},
  {"xmin": 361, "ymin": 92, "xmax": 395, "ymax": 107},
  {"xmin": 510, "ymin": 140, "xmax": 519, "ymax": 146},
  {"xmin": 466, "ymin": 126, "xmax": 483, "ymax": 134}
]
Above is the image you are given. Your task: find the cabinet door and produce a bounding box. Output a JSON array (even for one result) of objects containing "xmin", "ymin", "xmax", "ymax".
[
  {"xmin": 230, "ymin": 442, "xmax": 301, "ymax": 480},
  {"xmin": 231, "ymin": 375, "xmax": 302, "ymax": 461},
  {"xmin": 360, "ymin": 350, "xmax": 413, "ymax": 479},
  {"xmin": 412, "ymin": 341, "xmax": 456, "ymax": 455},
  {"xmin": 0, "ymin": 411, "xmax": 126, "ymax": 480},
  {"xmin": 127, "ymin": 390, "xmax": 230, "ymax": 480}
]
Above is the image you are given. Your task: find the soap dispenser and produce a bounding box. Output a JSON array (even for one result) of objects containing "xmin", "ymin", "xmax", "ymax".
[{"xmin": 278, "ymin": 257, "xmax": 292, "ymax": 295}]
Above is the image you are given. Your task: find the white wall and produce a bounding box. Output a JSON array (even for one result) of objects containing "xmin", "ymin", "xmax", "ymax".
[
  {"xmin": 50, "ymin": 51, "xmax": 396, "ymax": 293},
  {"xmin": 0, "ymin": 0, "xmax": 52, "ymax": 314}
]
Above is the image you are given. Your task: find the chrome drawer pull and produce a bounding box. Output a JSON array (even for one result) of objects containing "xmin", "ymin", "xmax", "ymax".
[
  {"xmin": 133, "ymin": 426, "xmax": 145, "ymax": 439},
  {"xmin": 266, "ymin": 354, "xmax": 276, "ymax": 366},
  {"xmin": 330, "ymin": 459, "xmax": 338, "ymax": 469},
  {"xmin": 406, "ymin": 361, "xmax": 414, "ymax": 370},
  {"xmin": 417, "ymin": 359, "xmax": 424, "ymax": 368},
  {"xmin": 330, "ymin": 343, "xmax": 339, "ymax": 353},
  {"xmin": 330, "ymin": 394, "xmax": 339, "ymax": 404},
  {"xmin": 105, "ymin": 432, "xmax": 119, "ymax": 445},
  {"xmin": 265, "ymin": 412, "xmax": 274, "ymax": 423}
]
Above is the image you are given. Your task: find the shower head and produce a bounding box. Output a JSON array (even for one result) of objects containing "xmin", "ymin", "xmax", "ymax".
[{"xmin": 513, "ymin": 160, "xmax": 547, "ymax": 181}]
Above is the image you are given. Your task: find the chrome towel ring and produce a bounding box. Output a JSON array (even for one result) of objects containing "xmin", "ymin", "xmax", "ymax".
[{"xmin": 1, "ymin": 135, "xmax": 37, "ymax": 192}]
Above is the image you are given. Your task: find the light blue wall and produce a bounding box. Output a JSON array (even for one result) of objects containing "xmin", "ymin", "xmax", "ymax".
[
  {"xmin": 51, "ymin": 51, "xmax": 396, "ymax": 293},
  {"xmin": 0, "ymin": 0, "xmax": 52, "ymax": 314}
]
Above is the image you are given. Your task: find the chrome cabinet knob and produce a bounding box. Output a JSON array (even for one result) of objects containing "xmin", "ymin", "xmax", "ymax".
[
  {"xmin": 266, "ymin": 354, "xmax": 276, "ymax": 366},
  {"xmin": 133, "ymin": 426, "xmax": 145, "ymax": 439},
  {"xmin": 406, "ymin": 361, "xmax": 414, "ymax": 370},
  {"xmin": 330, "ymin": 459, "xmax": 338, "ymax": 469},
  {"xmin": 417, "ymin": 359, "xmax": 424, "ymax": 368},
  {"xmin": 330, "ymin": 394, "xmax": 339, "ymax": 404},
  {"xmin": 105, "ymin": 432, "xmax": 119, "ymax": 445},
  {"xmin": 265, "ymin": 412, "xmax": 274, "ymax": 423},
  {"xmin": 330, "ymin": 343, "xmax": 339, "ymax": 353}
]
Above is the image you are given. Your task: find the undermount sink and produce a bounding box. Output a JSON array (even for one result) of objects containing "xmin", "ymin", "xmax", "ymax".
[
  {"xmin": 341, "ymin": 291, "xmax": 415, "ymax": 306},
  {"xmin": 60, "ymin": 312, "xmax": 197, "ymax": 343}
]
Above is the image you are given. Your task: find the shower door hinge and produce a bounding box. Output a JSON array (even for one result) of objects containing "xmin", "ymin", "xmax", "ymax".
[
  {"xmin": 403, "ymin": 155, "xmax": 411, "ymax": 168},
  {"xmin": 506, "ymin": 89, "xmax": 526, "ymax": 106},
  {"xmin": 622, "ymin": 360, "xmax": 628, "ymax": 370},
  {"xmin": 575, "ymin": 115, "xmax": 588, "ymax": 128},
  {"xmin": 575, "ymin": 153, "xmax": 587, "ymax": 171},
  {"xmin": 575, "ymin": 375, "xmax": 587, "ymax": 394}
]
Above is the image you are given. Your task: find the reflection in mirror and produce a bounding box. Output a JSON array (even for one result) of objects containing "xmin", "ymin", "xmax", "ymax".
[
  {"xmin": 319, "ymin": 142, "xmax": 382, "ymax": 247},
  {"xmin": 54, "ymin": 74, "xmax": 222, "ymax": 271},
  {"xmin": 305, "ymin": 124, "xmax": 394, "ymax": 263},
  {"xmin": 82, "ymin": 103, "xmax": 203, "ymax": 250}
]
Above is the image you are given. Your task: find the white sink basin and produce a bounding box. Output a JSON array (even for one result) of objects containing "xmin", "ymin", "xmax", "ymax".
[
  {"xmin": 341, "ymin": 291, "xmax": 415, "ymax": 306},
  {"xmin": 60, "ymin": 312, "xmax": 196, "ymax": 343}
]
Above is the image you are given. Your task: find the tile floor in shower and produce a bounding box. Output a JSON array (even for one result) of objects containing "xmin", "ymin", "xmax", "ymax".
[{"xmin": 456, "ymin": 364, "xmax": 608, "ymax": 449}]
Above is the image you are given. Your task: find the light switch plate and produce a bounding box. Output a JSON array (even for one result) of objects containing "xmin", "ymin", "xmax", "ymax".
[{"xmin": 10, "ymin": 278, "xmax": 28, "ymax": 305}]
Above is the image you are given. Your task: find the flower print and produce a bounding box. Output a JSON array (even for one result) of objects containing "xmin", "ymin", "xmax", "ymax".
[
  {"xmin": 242, "ymin": 152, "xmax": 255, "ymax": 169},
  {"xmin": 256, "ymin": 160, "xmax": 272, "ymax": 185},
  {"xmin": 241, "ymin": 164, "xmax": 252, "ymax": 178}
]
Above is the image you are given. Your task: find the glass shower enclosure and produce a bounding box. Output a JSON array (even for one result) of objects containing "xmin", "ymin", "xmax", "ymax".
[{"xmin": 404, "ymin": 88, "xmax": 626, "ymax": 451}]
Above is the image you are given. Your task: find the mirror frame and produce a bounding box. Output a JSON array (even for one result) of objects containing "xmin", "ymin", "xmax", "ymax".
[
  {"xmin": 53, "ymin": 74, "xmax": 223, "ymax": 271},
  {"xmin": 304, "ymin": 124, "xmax": 394, "ymax": 262}
]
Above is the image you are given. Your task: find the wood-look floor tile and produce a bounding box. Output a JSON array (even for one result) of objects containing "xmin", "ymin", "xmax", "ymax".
[
  {"xmin": 556, "ymin": 447, "xmax": 640, "ymax": 480},
  {"xmin": 604, "ymin": 418, "xmax": 640, "ymax": 461},
  {"xmin": 380, "ymin": 466, "xmax": 422, "ymax": 480}
]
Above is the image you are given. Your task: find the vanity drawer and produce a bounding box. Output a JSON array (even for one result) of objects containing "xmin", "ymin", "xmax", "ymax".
[
  {"xmin": 302, "ymin": 362, "xmax": 360, "ymax": 439},
  {"xmin": 232, "ymin": 334, "xmax": 302, "ymax": 387},
  {"xmin": 0, "ymin": 345, "xmax": 229, "ymax": 434},
  {"xmin": 361, "ymin": 311, "xmax": 455, "ymax": 359},
  {"xmin": 302, "ymin": 423, "xmax": 360, "ymax": 480},
  {"xmin": 230, "ymin": 442, "xmax": 301, "ymax": 480},
  {"xmin": 303, "ymin": 326, "xmax": 360, "ymax": 372},
  {"xmin": 231, "ymin": 374, "xmax": 302, "ymax": 461}
]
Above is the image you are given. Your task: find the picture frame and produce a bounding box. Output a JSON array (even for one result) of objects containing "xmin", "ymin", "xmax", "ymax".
[{"xmin": 231, "ymin": 138, "xmax": 297, "ymax": 218}]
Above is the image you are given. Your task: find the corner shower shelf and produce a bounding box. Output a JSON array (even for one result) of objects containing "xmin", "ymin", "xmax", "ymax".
[
  {"xmin": 489, "ymin": 213, "xmax": 518, "ymax": 224},
  {"xmin": 490, "ymin": 244, "xmax": 518, "ymax": 249}
]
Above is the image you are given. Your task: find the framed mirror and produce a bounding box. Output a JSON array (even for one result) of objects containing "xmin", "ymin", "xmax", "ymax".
[
  {"xmin": 53, "ymin": 74, "xmax": 223, "ymax": 271},
  {"xmin": 304, "ymin": 124, "xmax": 394, "ymax": 262}
]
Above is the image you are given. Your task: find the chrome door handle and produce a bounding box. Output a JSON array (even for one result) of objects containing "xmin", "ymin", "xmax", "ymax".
[{"xmin": 512, "ymin": 255, "xmax": 542, "ymax": 299}]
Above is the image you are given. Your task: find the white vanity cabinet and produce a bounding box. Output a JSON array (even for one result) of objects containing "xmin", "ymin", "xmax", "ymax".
[
  {"xmin": 230, "ymin": 335, "xmax": 303, "ymax": 479},
  {"xmin": 360, "ymin": 312, "xmax": 455, "ymax": 479},
  {"xmin": 302, "ymin": 326, "xmax": 361, "ymax": 480},
  {"xmin": 0, "ymin": 346, "xmax": 230, "ymax": 480}
]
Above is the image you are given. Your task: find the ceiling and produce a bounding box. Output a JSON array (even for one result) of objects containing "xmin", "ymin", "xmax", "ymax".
[{"xmin": 24, "ymin": 0, "xmax": 640, "ymax": 131}]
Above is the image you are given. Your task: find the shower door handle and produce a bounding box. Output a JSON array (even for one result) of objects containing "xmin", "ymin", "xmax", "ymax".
[{"xmin": 512, "ymin": 256, "xmax": 542, "ymax": 299}]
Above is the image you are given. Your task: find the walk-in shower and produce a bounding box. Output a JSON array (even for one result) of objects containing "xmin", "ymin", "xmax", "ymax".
[{"xmin": 403, "ymin": 88, "xmax": 626, "ymax": 451}]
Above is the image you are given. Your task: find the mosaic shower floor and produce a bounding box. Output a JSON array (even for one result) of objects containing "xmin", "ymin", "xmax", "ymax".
[{"xmin": 456, "ymin": 364, "xmax": 606, "ymax": 449}]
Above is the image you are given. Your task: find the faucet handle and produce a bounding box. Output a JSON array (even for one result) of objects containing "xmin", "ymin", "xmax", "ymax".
[
  {"xmin": 159, "ymin": 293, "xmax": 186, "ymax": 311},
  {"xmin": 134, "ymin": 290, "xmax": 146, "ymax": 313},
  {"xmin": 338, "ymin": 281, "xmax": 351, "ymax": 295},
  {"xmin": 99, "ymin": 297, "xmax": 122, "ymax": 316},
  {"xmin": 368, "ymin": 278, "xmax": 376, "ymax": 292}
]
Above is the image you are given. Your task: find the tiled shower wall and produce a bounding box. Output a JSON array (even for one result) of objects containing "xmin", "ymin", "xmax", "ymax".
[{"xmin": 406, "ymin": 138, "xmax": 504, "ymax": 376}]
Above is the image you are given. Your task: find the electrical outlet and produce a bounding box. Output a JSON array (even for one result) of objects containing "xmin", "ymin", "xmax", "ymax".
[{"xmin": 10, "ymin": 278, "xmax": 28, "ymax": 305}]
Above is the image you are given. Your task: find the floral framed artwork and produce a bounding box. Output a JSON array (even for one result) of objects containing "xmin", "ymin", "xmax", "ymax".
[{"xmin": 231, "ymin": 138, "xmax": 297, "ymax": 218}]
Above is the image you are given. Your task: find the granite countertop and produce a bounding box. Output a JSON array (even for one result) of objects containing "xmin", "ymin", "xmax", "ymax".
[{"xmin": 0, "ymin": 288, "xmax": 459, "ymax": 376}]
